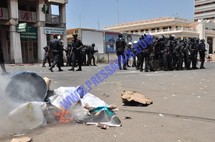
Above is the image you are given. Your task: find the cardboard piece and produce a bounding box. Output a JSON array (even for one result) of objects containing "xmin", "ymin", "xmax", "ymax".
[
  {"xmin": 121, "ymin": 91, "xmax": 153, "ymax": 106},
  {"xmin": 11, "ymin": 137, "xmax": 32, "ymax": 142}
]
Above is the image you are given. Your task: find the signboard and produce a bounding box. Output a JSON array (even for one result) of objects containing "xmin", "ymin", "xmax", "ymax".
[
  {"xmin": 44, "ymin": 27, "xmax": 66, "ymax": 35},
  {"xmin": 105, "ymin": 32, "xmax": 118, "ymax": 53},
  {"xmin": 19, "ymin": 10, "xmax": 36, "ymax": 21},
  {"xmin": 81, "ymin": 30, "xmax": 104, "ymax": 53},
  {"xmin": 20, "ymin": 27, "xmax": 37, "ymax": 39},
  {"xmin": 17, "ymin": 23, "xmax": 29, "ymax": 33}
]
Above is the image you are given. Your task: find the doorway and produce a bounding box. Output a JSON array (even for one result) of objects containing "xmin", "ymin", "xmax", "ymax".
[
  {"xmin": 21, "ymin": 40, "xmax": 38, "ymax": 63},
  {"xmin": 207, "ymin": 37, "xmax": 213, "ymax": 54}
]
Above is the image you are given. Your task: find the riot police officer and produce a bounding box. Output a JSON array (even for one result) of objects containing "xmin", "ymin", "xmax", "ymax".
[
  {"xmin": 116, "ymin": 33, "xmax": 127, "ymax": 70},
  {"xmin": 199, "ymin": 39, "xmax": 206, "ymax": 69},
  {"xmin": 68, "ymin": 33, "xmax": 83, "ymax": 71},
  {"xmin": 90, "ymin": 43, "xmax": 97, "ymax": 66},
  {"xmin": 42, "ymin": 43, "xmax": 51, "ymax": 67},
  {"xmin": 49, "ymin": 34, "xmax": 63, "ymax": 72}
]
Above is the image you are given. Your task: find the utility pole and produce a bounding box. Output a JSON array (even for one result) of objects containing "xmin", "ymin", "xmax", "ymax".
[
  {"xmin": 97, "ymin": 16, "xmax": 100, "ymax": 30},
  {"xmin": 79, "ymin": 15, "xmax": 81, "ymax": 28},
  {"xmin": 116, "ymin": 0, "xmax": 119, "ymax": 24}
]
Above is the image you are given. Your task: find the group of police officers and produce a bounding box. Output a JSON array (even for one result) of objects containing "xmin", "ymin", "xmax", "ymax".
[
  {"xmin": 116, "ymin": 33, "xmax": 207, "ymax": 72},
  {"xmin": 43, "ymin": 33, "xmax": 207, "ymax": 73},
  {"xmin": 43, "ymin": 33, "xmax": 97, "ymax": 72}
]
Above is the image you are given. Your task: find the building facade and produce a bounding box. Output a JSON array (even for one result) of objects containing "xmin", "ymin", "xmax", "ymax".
[
  {"xmin": 105, "ymin": 17, "xmax": 215, "ymax": 54},
  {"xmin": 194, "ymin": 0, "xmax": 215, "ymax": 21},
  {"xmin": 0, "ymin": 0, "xmax": 67, "ymax": 64}
]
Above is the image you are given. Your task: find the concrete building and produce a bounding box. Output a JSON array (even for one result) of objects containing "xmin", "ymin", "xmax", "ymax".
[
  {"xmin": 105, "ymin": 17, "xmax": 215, "ymax": 54},
  {"xmin": 194, "ymin": 0, "xmax": 215, "ymax": 21},
  {"xmin": 0, "ymin": 0, "xmax": 67, "ymax": 63}
]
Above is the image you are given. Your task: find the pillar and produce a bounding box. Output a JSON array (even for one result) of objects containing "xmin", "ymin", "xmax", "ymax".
[
  {"xmin": 36, "ymin": 0, "xmax": 47, "ymax": 61},
  {"xmin": 59, "ymin": 4, "xmax": 67, "ymax": 47},
  {"xmin": 8, "ymin": 0, "xmax": 22, "ymax": 63}
]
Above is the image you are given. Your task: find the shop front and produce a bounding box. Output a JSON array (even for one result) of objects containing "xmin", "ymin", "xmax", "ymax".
[{"xmin": 19, "ymin": 25, "xmax": 38, "ymax": 63}]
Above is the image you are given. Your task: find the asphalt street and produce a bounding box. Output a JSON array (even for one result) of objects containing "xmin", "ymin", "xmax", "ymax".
[{"xmin": 1, "ymin": 61, "xmax": 215, "ymax": 142}]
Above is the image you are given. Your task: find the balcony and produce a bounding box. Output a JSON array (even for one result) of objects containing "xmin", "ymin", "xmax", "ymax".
[
  {"xmin": 46, "ymin": 14, "xmax": 60, "ymax": 24},
  {"xmin": 0, "ymin": 7, "xmax": 9, "ymax": 20}
]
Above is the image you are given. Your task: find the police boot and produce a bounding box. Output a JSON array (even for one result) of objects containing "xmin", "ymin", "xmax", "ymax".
[
  {"xmin": 200, "ymin": 62, "xmax": 205, "ymax": 69},
  {"xmin": 76, "ymin": 65, "xmax": 82, "ymax": 71}
]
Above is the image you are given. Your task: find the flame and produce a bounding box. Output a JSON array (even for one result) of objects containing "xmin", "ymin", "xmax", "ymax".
[{"xmin": 54, "ymin": 110, "xmax": 73, "ymax": 123}]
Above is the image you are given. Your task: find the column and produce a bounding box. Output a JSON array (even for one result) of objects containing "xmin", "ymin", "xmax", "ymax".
[
  {"xmin": 59, "ymin": 4, "xmax": 67, "ymax": 47},
  {"xmin": 213, "ymin": 37, "xmax": 215, "ymax": 54},
  {"xmin": 197, "ymin": 20, "xmax": 206, "ymax": 40},
  {"xmin": 8, "ymin": 0, "xmax": 22, "ymax": 63},
  {"xmin": 36, "ymin": 0, "xmax": 47, "ymax": 61}
]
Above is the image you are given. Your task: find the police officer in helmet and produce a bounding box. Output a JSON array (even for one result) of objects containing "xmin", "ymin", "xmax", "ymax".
[
  {"xmin": 116, "ymin": 33, "xmax": 127, "ymax": 70},
  {"xmin": 68, "ymin": 33, "xmax": 83, "ymax": 71}
]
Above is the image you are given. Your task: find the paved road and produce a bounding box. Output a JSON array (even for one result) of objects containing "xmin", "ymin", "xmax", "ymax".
[{"xmin": 1, "ymin": 62, "xmax": 215, "ymax": 142}]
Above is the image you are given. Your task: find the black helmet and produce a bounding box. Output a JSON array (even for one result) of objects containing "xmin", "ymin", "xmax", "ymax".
[
  {"xmin": 73, "ymin": 33, "xmax": 78, "ymax": 37},
  {"xmin": 200, "ymin": 39, "xmax": 205, "ymax": 42},
  {"xmin": 118, "ymin": 33, "xmax": 123, "ymax": 38},
  {"xmin": 92, "ymin": 43, "xmax": 95, "ymax": 46}
]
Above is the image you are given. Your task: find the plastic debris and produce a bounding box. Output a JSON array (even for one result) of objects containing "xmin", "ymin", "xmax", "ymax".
[
  {"xmin": 159, "ymin": 114, "xmax": 164, "ymax": 117},
  {"xmin": 7, "ymin": 102, "xmax": 47, "ymax": 131},
  {"xmin": 123, "ymin": 116, "xmax": 132, "ymax": 119}
]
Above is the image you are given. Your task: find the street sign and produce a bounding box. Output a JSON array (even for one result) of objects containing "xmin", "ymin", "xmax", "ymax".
[
  {"xmin": 44, "ymin": 27, "xmax": 65, "ymax": 35},
  {"xmin": 20, "ymin": 27, "xmax": 37, "ymax": 39},
  {"xmin": 17, "ymin": 23, "xmax": 29, "ymax": 33}
]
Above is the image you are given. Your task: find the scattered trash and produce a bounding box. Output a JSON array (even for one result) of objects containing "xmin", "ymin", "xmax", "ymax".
[
  {"xmin": 102, "ymin": 93, "xmax": 110, "ymax": 97},
  {"xmin": 159, "ymin": 114, "xmax": 164, "ymax": 117},
  {"xmin": 97, "ymin": 124, "xmax": 109, "ymax": 130},
  {"xmin": 159, "ymin": 82, "xmax": 164, "ymax": 85},
  {"xmin": 0, "ymin": 71, "xmax": 122, "ymax": 136},
  {"xmin": 123, "ymin": 116, "xmax": 132, "ymax": 119},
  {"xmin": 11, "ymin": 137, "xmax": 32, "ymax": 142},
  {"xmin": 121, "ymin": 91, "xmax": 153, "ymax": 106},
  {"xmin": 13, "ymin": 133, "xmax": 25, "ymax": 137},
  {"xmin": 49, "ymin": 87, "xmax": 121, "ymax": 127}
]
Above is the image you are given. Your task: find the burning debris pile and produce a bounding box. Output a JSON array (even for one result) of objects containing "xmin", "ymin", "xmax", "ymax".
[{"xmin": 0, "ymin": 71, "xmax": 121, "ymax": 136}]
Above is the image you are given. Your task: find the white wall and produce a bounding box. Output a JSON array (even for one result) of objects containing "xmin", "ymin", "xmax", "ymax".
[{"xmin": 81, "ymin": 30, "xmax": 104, "ymax": 53}]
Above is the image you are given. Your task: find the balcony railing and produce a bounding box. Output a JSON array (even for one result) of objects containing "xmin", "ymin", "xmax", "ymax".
[{"xmin": 46, "ymin": 14, "xmax": 60, "ymax": 24}]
